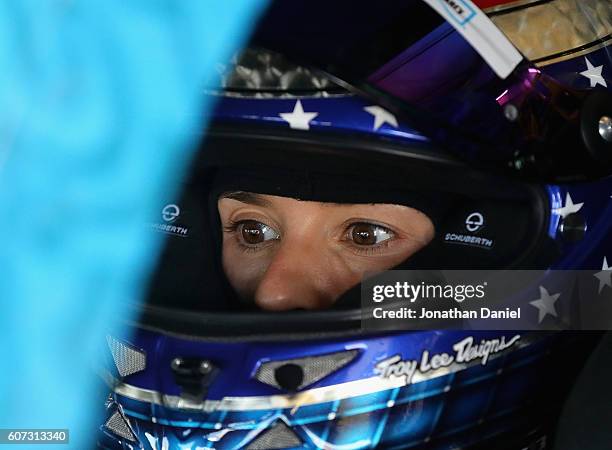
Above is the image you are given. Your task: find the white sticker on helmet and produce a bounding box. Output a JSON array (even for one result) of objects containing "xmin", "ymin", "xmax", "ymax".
[{"xmin": 422, "ymin": 0, "xmax": 524, "ymax": 79}]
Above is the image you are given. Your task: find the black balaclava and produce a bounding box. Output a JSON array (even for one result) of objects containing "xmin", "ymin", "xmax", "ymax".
[{"xmin": 208, "ymin": 165, "xmax": 457, "ymax": 310}]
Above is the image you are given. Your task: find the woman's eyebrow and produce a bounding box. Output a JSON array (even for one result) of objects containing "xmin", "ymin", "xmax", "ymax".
[
  {"xmin": 220, "ymin": 191, "xmax": 272, "ymax": 207},
  {"xmin": 320, "ymin": 202, "xmax": 379, "ymax": 207}
]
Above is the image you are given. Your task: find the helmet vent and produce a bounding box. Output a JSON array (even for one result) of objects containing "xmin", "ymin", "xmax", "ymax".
[
  {"xmin": 255, "ymin": 349, "xmax": 359, "ymax": 391},
  {"xmin": 104, "ymin": 409, "xmax": 138, "ymax": 443},
  {"xmin": 106, "ymin": 335, "xmax": 146, "ymax": 378},
  {"xmin": 246, "ymin": 421, "xmax": 302, "ymax": 450}
]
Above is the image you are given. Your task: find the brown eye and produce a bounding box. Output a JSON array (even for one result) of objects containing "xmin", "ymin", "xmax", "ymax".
[
  {"xmin": 350, "ymin": 223, "xmax": 394, "ymax": 246},
  {"xmin": 238, "ymin": 220, "xmax": 280, "ymax": 245}
]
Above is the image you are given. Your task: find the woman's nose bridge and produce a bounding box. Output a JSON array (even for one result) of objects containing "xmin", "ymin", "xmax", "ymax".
[
  {"xmin": 270, "ymin": 230, "xmax": 339, "ymax": 280},
  {"xmin": 254, "ymin": 234, "xmax": 339, "ymax": 309}
]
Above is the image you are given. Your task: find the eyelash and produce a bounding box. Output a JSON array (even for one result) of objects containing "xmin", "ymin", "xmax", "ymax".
[
  {"xmin": 224, "ymin": 219, "xmax": 397, "ymax": 255},
  {"xmin": 346, "ymin": 240, "xmax": 392, "ymax": 256},
  {"xmin": 222, "ymin": 219, "xmax": 243, "ymax": 234}
]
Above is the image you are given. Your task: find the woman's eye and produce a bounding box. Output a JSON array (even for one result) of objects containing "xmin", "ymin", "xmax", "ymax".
[
  {"xmin": 238, "ymin": 220, "xmax": 280, "ymax": 245},
  {"xmin": 349, "ymin": 223, "xmax": 394, "ymax": 246}
]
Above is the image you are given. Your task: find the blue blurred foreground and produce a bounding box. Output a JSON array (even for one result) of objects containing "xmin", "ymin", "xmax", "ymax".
[{"xmin": 0, "ymin": 1, "xmax": 265, "ymax": 448}]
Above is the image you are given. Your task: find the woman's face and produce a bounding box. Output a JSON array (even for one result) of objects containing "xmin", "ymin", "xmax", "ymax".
[{"xmin": 218, "ymin": 192, "xmax": 434, "ymax": 311}]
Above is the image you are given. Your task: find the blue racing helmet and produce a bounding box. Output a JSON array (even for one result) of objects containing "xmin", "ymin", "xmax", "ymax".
[{"xmin": 97, "ymin": 1, "xmax": 612, "ymax": 449}]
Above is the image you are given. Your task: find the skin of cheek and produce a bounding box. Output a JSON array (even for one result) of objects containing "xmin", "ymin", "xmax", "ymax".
[
  {"xmin": 221, "ymin": 234, "xmax": 272, "ymax": 301},
  {"xmin": 341, "ymin": 239, "xmax": 425, "ymax": 273},
  {"xmin": 333, "ymin": 238, "xmax": 425, "ymax": 288}
]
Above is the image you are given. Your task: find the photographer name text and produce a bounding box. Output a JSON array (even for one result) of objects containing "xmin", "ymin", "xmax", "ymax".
[{"xmin": 372, "ymin": 306, "xmax": 521, "ymax": 320}]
